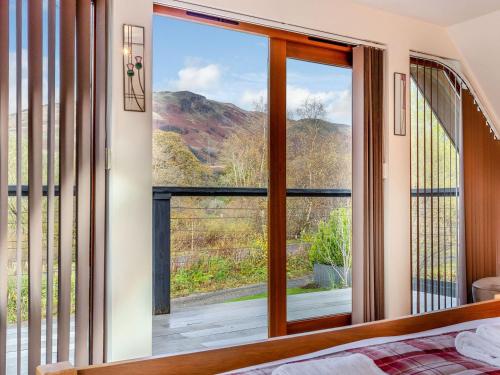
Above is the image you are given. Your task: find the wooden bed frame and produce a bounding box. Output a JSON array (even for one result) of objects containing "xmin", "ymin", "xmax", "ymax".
[{"xmin": 37, "ymin": 300, "xmax": 500, "ymax": 375}]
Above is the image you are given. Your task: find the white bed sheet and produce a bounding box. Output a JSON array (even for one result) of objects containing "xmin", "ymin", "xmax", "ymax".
[{"xmin": 224, "ymin": 317, "xmax": 500, "ymax": 374}]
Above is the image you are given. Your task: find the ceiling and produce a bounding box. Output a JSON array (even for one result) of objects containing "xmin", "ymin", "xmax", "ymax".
[{"xmin": 349, "ymin": 0, "xmax": 500, "ymax": 26}]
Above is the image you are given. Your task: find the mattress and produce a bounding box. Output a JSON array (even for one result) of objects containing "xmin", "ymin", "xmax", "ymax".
[{"xmin": 226, "ymin": 317, "xmax": 500, "ymax": 374}]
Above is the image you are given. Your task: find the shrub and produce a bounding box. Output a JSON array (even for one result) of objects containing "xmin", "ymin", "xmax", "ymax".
[{"xmin": 308, "ymin": 207, "xmax": 351, "ymax": 268}]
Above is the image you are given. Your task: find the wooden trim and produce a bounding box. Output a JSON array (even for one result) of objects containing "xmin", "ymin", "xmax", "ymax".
[
  {"xmin": 268, "ymin": 38, "xmax": 288, "ymax": 338},
  {"xmin": 37, "ymin": 362, "xmax": 77, "ymax": 375},
  {"xmin": 153, "ymin": 4, "xmax": 353, "ymax": 55},
  {"xmin": 59, "ymin": 300, "xmax": 500, "ymax": 375},
  {"xmin": 153, "ymin": 2, "xmax": 352, "ymax": 336},
  {"xmin": 286, "ymin": 41, "xmax": 352, "ymax": 67},
  {"xmin": 287, "ymin": 314, "xmax": 352, "ymax": 335}
]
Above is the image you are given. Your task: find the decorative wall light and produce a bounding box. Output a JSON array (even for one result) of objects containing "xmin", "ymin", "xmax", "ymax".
[
  {"xmin": 394, "ymin": 72, "xmax": 407, "ymax": 136},
  {"xmin": 123, "ymin": 24, "xmax": 145, "ymax": 112}
]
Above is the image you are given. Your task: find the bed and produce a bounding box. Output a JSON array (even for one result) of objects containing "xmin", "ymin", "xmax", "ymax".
[
  {"xmin": 228, "ymin": 318, "xmax": 500, "ymax": 374},
  {"xmin": 37, "ymin": 300, "xmax": 500, "ymax": 375}
]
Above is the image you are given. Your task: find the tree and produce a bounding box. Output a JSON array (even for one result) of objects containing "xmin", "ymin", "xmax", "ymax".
[
  {"xmin": 287, "ymin": 97, "xmax": 351, "ymax": 237},
  {"xmin": 152, "ymin": 130, "xmax": 210, "ymax": 186},
  {"xmin": 219, "ymin": 98, "xmax": 267, "ymax": 188},
  {"xmin": 308, "ymin": 207, "xmax": 352, "ymax": 287}
]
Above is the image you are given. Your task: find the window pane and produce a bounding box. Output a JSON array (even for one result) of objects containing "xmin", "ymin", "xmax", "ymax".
[
  {"xmin": 152, "ymin": 15, "xmax": 269, "ymax": 355},
  {"xmin": 285, "ymin": 58, "xmax": 352, "ymax": 321},
  {"xmin": 410, "ymin": 62, "xmax": 460, "ymax": 314},
  {"xmin": 153, "ymin": 16, "xmax": 268, "ymax": 188}
]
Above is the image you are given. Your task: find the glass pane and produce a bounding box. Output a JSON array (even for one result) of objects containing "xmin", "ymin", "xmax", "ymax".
[
  {"xmin": 152, "ymin": 15, "xmax": 269, "ymax": 355},
  {"xmin": 286, "ymin": 58, "xmax": 352, "ymax": 321},
  {"xmin": 153, "ymin": 16, "xmax": 268, "ymax": 188},
  {"xmin": 410, "ymin": 62, "xmax": 460, "ymax": 314}
]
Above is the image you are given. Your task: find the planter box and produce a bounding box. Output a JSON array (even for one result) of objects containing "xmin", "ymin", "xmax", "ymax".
[{"xmin": 313, "ymin": 263, "xmax": 352, "ymax": 288}]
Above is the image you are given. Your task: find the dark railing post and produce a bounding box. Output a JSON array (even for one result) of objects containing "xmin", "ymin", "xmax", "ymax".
[{"xmin": 153, "ymin": 192, "xmax": 171, "ymax": 315}]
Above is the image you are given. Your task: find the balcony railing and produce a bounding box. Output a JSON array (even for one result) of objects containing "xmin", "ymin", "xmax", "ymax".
[
  {"xmin": 152, "ymin": 186, "xmax": 352, "ymax": 314},
  {"xmin": 6, "ymin": 186, "xmax": 459, "ymax": 316},
  {"xmin": 410, "ymin": 187, "xmax": 459, "ymax": 313}
]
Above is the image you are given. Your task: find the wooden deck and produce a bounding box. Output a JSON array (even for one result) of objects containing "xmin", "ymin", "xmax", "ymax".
[{"xmin": 153, "ymin": 288, "xmax": 352, "ymax": 355}]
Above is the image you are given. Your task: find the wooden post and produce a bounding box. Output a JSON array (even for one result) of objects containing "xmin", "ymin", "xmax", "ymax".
[
  {"xmin": 268, "ymin": 38, "xmax": 287, "ymax": 337},
  {"xmin": 153, "ymin": 193, "xmax": 171, "ymax": 315},
  {"xmin": 36, "ymin": 362, "xmax": 76, "ymax": 375}
]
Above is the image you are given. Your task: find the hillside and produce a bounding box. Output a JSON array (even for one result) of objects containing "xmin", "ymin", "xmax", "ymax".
[
  {"xmin": 153, "ymin": 91, "xmax": 264, "ymax": 163},
  {"xmin": 153, "ymin": 91, "xmax": 351, "ymax": 164}
]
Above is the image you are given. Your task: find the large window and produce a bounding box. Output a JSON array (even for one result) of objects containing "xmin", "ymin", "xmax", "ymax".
[
  {"xmin": 152, "ymin": 6, "xmax": 353, "ymax": 355},
  {"xmin": 410, "ymin": 58, "xmax": 461, "ymax": 314}
]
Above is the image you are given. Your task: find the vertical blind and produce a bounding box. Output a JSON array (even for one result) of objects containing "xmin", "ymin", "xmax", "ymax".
[
  {"xmin": 410, "ymin": 57, "xmax": 464, "ymax": 314},
  {"xmin": 462, "ymin": 90, "xmax": 500, "ymax": 302},
  {"xmin": 0, "ymin": 1, "xmax": 107, "ymax": 374}
]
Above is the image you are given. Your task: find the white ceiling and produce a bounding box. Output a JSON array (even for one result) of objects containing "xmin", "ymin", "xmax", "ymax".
[{"xmin": 349, "ymin": 0, "xmax": 500, "ymax": 26}]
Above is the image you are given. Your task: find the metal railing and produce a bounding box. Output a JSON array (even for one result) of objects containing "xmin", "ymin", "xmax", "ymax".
[
  {"xmin": 152, "ymin": 186, "xmax": 351, "ymax": 314},
  {"xmin": 410, "ymin": 188, "xmax": 459, "ymax": 313},
  {"xmin": 7, "ymin": 186, "xmax": 460, "ymax": 315}
]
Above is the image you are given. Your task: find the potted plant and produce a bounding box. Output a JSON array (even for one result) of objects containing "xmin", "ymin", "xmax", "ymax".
[{"xmin": 308, "ymin": 207, "xmax": 352, "ymax": 288}]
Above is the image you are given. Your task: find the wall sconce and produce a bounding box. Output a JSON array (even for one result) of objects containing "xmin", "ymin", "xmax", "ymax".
[
  {"xmin": 394, "ymin": 72, "xmax": 406, "ymax": 136},
  {"xmin": 123, "ymin": 24, "xmax": 145, "ymax": 112}
]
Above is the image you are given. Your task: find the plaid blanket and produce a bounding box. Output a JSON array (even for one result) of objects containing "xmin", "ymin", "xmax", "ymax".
[{"xmin": 234, "ymin": 331, "xmax": 500, "ymax": 374}]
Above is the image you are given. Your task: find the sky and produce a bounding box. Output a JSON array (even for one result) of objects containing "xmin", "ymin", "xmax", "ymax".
[
  {"xmin": 7, "ymin": 0, "xmax": 59, "ymax": 114},
  {"xmin": 153, "ymin": 15, "xmax": 352, "ymax": 125},
  {"xmin": 6, "ymin": 3, "xmax": 351, "ymax": 126}
]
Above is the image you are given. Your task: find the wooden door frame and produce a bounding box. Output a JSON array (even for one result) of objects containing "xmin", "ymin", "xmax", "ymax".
[{"xmin": 153, "ymin": 3, "xmax": 353, "ymax": 338}]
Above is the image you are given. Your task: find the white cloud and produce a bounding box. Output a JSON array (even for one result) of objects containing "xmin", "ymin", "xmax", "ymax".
[
  {"xmin": 238, "ymin": 86, "xmax": 351, "ymax": 124},
  {"xmin": 287, "ymin": 85, "xmax": 351, "ymax": 125},
  {"xmin": 174, "ymin": 64, "xmax": 221, "ymax": 92},
  {"xmin": 241, "ymin": 89, "xmax": 267, "ymax": 108}
]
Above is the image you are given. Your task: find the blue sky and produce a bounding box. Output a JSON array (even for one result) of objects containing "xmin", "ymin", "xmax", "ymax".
[
  {"xmin": 153, "ymin": 15, "xmax": 352, "ymax": 125},
  {"xmin": 7, "ymin": 5, "xmax": 351, "ymax": 125},
  {"xmin": 7, "ymin": 0, "xmax": 59, "ymax": 113}
]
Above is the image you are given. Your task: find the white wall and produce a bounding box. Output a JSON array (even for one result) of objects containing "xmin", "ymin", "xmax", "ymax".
[
  {"xmin": 448, "ymin": 10, "xmax": 500, "ymax": 137},
  {"xmin": 156, "ymin": 0, "xmax": 462, "ymax": 318},
  {"xmin": 107, "ymin": 0, "xmax": 153, "ymax": 362}
]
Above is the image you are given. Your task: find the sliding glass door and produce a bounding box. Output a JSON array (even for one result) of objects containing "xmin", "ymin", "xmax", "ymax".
[
  {"xmin": 285, "ymin": 51, "xmax": 353, "ymax": 325},
  {"xmin": 152, "ymin": 15, "xmax": 269, "ymax": 355},
  {"xmin": 152, "ymin": 5, "xmax": 354, "ymax": 352}
]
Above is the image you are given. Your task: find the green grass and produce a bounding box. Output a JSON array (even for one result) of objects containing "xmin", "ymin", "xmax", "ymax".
[
  {"xmin": 226, "ymin": 286, "xmax": 329, "ymax": 303},
  {"xmin": 7, "ymin": 271, "xmax": 76, "ymax": 324},
  {"xmin": 171, "ymin": 251, "xmax": 311, "ymax": 298}
]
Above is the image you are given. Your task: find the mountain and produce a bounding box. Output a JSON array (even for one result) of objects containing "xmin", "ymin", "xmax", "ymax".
[
  {"xmin": 153, "ymin": 91, "xmax": 264, "ymax": 163},
  {"xmin": 153, "ymin": 91, "xmax": 350, "ymax": 163}
]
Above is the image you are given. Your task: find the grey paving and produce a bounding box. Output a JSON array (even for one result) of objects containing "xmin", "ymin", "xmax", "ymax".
[
  {"xmin": 5, "ymin": 289, "xmax": 456, "ymax": 374},
  {"xmin": 4, "ymin": 288, "xmax": 351, "ymax": 371},
  {"xmin": 153, "ymin": 288, "xmax": 353, "ymax": 356}
]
